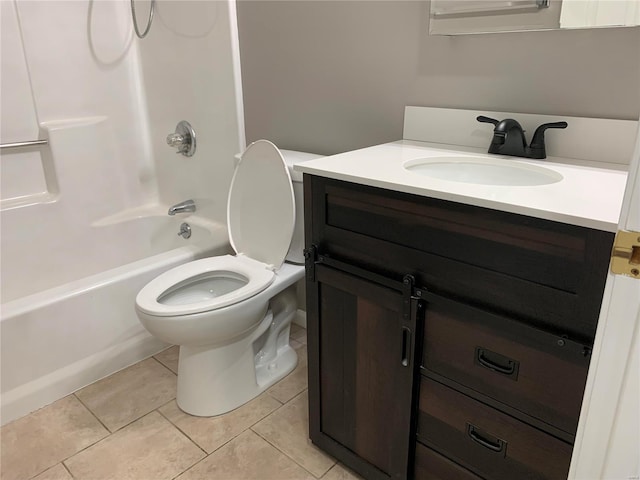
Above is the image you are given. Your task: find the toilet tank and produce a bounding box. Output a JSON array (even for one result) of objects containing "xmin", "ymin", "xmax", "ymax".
[{"xmin": 280, "ymin": 149, "xmax": 324, "ymax": 264}]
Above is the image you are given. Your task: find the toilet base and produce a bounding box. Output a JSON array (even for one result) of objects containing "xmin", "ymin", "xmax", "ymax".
[{"xmin": 175, "ymin": 286, "xmax": 299, "ymax": 417}]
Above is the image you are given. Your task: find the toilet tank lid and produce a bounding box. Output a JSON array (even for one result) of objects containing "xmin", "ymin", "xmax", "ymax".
[{"xmin": 279, "ymin": 149, "xmax": 324, "ymax": 183}]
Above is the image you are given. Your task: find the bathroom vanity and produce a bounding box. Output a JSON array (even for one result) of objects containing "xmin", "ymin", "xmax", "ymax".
[{"xmin": 296, "ymin": 122, "xmax": 629, "ymax": 480}]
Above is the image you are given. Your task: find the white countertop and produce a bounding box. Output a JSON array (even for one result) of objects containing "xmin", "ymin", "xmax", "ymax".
[{"xmin": 294, "ymin": 140, "xmax": 628, "ymax": 232}]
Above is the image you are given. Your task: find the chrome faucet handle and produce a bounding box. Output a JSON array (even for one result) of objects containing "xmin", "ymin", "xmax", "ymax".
[
  {"xmin": 166, "ymin": 133, "xmax": 185, "ymax": 148},
  {"xmin": 166, "ymin": 121, "xmax": 196, "ymax": 157},
  {"xmin": 177, "ymin": 222, "xmax": 191, "ymax": 239}
]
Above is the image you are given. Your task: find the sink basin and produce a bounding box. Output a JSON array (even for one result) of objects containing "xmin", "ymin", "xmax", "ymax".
[{"xmin": 403, "ymin": 156, "xmax": 563, "ymax": 186}]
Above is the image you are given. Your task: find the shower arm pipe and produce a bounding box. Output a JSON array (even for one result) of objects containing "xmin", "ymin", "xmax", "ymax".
[{"xmin": 131, "ymin": 0, "xmax": 155, "ymax": 39}]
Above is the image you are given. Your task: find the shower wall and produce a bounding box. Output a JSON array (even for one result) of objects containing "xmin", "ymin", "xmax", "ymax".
[
  {"xmin": 1, "ymin": 0, "xmax": 245, "ymax": 423},
  {"xmin": 1, "ymin": 0, "xmax": 157, "ymax": 301},
  {"xmin": 1, "ymin": 0, "xmax": 155, "ymax": 210},
  {"xmin": 1, "ymin": 0, "xmax": 244, "ymax": 302},
  {"xmin": 137, "ymin": 1, "xmax": 245, "ymax": 223}
]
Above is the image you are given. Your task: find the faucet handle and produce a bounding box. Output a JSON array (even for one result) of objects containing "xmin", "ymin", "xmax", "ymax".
[
  {"xmin": 166, "ymin": 133, "xmax": 185, "ymax": 148},
  {"xmin": 476, "ymin": 115, "xmax": 500, "ymax": 126},
  {"xmin": 529, "ymin": 121, "xmax": 568, "ymax": 159},
  {"xmin": 530, "ymin": 121, "xmax": 568, "ymax": 146},
  {"xmin": 166, "ymin": 121, "xmax": 196, "ymax": 157}
]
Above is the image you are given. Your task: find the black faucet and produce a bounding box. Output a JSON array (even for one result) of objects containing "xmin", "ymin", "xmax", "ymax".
[{"xmin": 477, "ymin": 115, "xmax": 567, "ymax": 159}]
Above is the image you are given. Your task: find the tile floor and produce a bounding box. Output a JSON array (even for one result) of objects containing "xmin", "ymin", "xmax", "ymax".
[{"xmin": 0, "ymin": 325, "xmax": 362, "ymax": 480}]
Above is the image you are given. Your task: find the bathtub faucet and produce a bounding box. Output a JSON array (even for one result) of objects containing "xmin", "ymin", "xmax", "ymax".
[{"xmin": 168, "ymin": 199, "xmax": 196, "ymax": 215}]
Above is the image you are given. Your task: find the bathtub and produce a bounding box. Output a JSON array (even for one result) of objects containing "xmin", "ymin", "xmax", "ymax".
[{"xmin": 0, "ymin": 212, "xmax": 230, "ymax": 426}]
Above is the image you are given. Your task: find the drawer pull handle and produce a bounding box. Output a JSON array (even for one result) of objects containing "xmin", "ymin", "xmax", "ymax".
[
  {"xmin": 467, "ymin": 424, "xmax": 507, "ymax": 456},
  {"xmin": 401, "ymin": 327, "xmax": 411, "ymax": 367},
  {"xmin": 475, "ymin": 347, "xmax": 519, "ymax": 379}
]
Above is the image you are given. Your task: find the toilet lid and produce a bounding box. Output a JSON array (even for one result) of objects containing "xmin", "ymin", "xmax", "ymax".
[{"xmin": 228, "ymin": 140, "xmax": 295, "ymax": 269}]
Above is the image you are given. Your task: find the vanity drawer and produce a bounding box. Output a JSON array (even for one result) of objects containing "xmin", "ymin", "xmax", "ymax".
[
  {"xmin": 414, "ymin": 442, "xmax": 482, "ymax": 480},
  {"xmin": 306, "ymin": 175, "xmax": 614, "ymax": 341},
  {"xmin": 417, "ymin": 378, "xmax": 573, "ymax": 480},
  {"xmin": 421, "ymin": 294, "xmax": 590, "ymax": 435}
]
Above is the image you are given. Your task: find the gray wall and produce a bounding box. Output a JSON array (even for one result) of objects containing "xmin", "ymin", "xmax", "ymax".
[{"xmin": 237, "ymin": 1, "xmax": 640, "ymax": 156}]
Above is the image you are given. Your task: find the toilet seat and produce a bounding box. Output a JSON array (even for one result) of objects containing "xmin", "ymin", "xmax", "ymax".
[
  {"xmin": 136, "ymin": 140, "xmax": 296, "ymax": 317},
  {"xmin": 136, "ymin": 255, "xmax": 275, "ymax": 317},
  {"xmin": 227, "ymin": 140, "xmax": 295, "ymax": 268}
]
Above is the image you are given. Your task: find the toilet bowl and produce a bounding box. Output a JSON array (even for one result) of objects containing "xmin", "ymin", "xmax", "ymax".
[{"xmin": 135, "ymin": 140, "xmax": 322, "ymax": 416}]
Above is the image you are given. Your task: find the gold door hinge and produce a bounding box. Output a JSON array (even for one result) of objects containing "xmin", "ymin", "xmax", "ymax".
[{"xmin": 611, "ymin": 230, "xmax": 640, "ymax": 278}]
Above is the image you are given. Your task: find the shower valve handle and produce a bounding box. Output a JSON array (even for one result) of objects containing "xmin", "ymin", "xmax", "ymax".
[
  {"xmin": 166, "ymin": 133, "xmax": 185, "ymax": 148},
  {"xmin": 166, "ymin": 121, "xmax": 196, "ymax": 157}
]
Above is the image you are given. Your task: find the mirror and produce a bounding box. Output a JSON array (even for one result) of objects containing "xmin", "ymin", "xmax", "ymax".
[{"xmin": 429, "ymin": 0, "xmax": 640, "ymax": 35}]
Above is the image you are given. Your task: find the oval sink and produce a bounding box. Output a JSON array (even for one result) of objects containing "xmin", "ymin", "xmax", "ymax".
[{"xmin": 404, "ymin": 156, "xmax": 563, "ymax": 186}]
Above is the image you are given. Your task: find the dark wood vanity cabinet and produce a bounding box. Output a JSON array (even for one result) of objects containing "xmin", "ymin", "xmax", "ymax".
[
  {"xmin": 305, "ymin": 261, "xmax": 422, "ymax": 479},
  {"xmin": 304, "ymin": 175, "xmax": 614, "ymax": 480}
]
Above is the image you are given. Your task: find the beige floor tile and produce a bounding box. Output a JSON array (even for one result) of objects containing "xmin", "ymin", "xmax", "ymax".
[
  {"xmin": 64, "ymin": 411, "xmax": 204, "ymax": 480},
  {"xmin": 31, "ymin": 464, "xmax": 74, "ymax": 480},
  {"xmin": 177, "ymin": 430, "xmax": 315, "ymax": 480},
  {"xmin": 154, "ymin": 345, "xmax": 179, "ymax": 373},
  {"xmin": 268, "ymin": 345, "xmax": 308, "ymax": 404},
  {"xmin": 322, "ymin": 463, "xmax": 364, "ymax": 480},
  {"xmin": 0, "ymin": 395, "xmax": 108, "ymax": 480},
  {"xmin": 159, "ymin": 392, "xmax": 282, "ymax": 453},
  {"xmin": 253, "ymin": 391, "xmax": 335, "ymax": 477},
  {"xmin": 75, "ymin": 357, "xmax": 176, "ymax": 432},
  {"xmin": 290, "ymin": 324, "xmax": 307, "ymax": 345},
  {"xmin": 290, "ymin": 338, "xmax": 304, "ymax": 350}
]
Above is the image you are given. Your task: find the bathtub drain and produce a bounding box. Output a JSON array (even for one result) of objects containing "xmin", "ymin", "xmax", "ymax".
[{"xmin": 178, "ymin": 223, "xmax": 192, "ymax": 239}]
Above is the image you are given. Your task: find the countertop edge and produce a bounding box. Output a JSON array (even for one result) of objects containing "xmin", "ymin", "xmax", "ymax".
[{"xmin": 294, "ymin": 141, "xmax": 625, "ymax": 233}]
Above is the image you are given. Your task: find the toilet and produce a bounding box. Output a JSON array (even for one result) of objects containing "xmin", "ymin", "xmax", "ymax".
[{"xmin": 135, "ymin": 140, "xmax": 322, "ymax": 417}]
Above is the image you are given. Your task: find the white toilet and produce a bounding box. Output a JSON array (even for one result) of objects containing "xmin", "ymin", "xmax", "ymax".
[{"xmin": 135, "ymin": 140, "xmax": 322, "ymax": 417}]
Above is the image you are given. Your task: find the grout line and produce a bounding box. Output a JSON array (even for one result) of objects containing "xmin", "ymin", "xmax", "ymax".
[
  {"xmin": 23, "ymin": 395, "xmax": 110, "ymax": 480},
  {"xmin": 166, "ymin": 424, "xmax": 270, "ymax": 480},
  {"xmin": 26, "ymin": 465, "xmax": 56, "ymax": 480},
  {"xmin": 156, "ymin": 403, "xmax": 209, "ymax": 457},
  {"xmin": 72, "ymin": 356, "xmax": 178, "ymax": 434},
  {"xmin": 251, "ymin": 389, "xmax": 335, "ymax": 479},
  {"xmin": 62, "ymin": 409, "xmax": 203, "ymax": 480},
  {"xmin": 208, "ymin": 396, "xmax": 287, "ymax": 452},
  {"xmin": 60, "ymin": 409, "xmax": 165, "ymax": 469},
  {"xmin": 156, "ymin": 393, "xmax": 285, "ymax": 459},
  {"xmin": 25, "ymin": 338, "xmax": 309, "ymax": 480},
  {"xmin": 251, "ymin": 423, "xmax": 334, "ymax": 480},
  {"xmin": 61, "ymin": 462, "xmax": 75, "ymax": 479},
  {"xmin": 150, "ymin": 353, "xmax": 179, "ymax": 376},
  {"xmin": 167, "ymin": 446, "xmax": 210, "ymax": 480},
  {"xmin": 72, "ymin": 393, "xmax": 111, "ymax": 433}
]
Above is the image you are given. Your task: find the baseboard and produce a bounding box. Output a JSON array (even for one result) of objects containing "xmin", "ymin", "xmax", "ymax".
[{"xmin": 293, "ymin": 309, "xmax": 307, "ymax": 329}]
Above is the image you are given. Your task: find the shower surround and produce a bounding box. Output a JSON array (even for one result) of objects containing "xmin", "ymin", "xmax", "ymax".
[{"xmin": 0, "ymin": 0, "xmax": 245, "ymax": 425}]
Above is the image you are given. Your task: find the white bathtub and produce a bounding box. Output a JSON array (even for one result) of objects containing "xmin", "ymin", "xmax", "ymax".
[{"xmin": 0, "ymin": 213, "xmax": 230, "ymax": 426}]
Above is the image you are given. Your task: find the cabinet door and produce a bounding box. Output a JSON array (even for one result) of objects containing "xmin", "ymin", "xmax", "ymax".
[{"xmin": 307, "ymin": 263, "xmax": 421, "ymax": 480}]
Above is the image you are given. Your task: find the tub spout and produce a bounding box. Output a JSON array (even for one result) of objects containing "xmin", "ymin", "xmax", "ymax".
[{"xmin": 168, "ymin": 199, "xmax": 196, "ymax": 215}]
